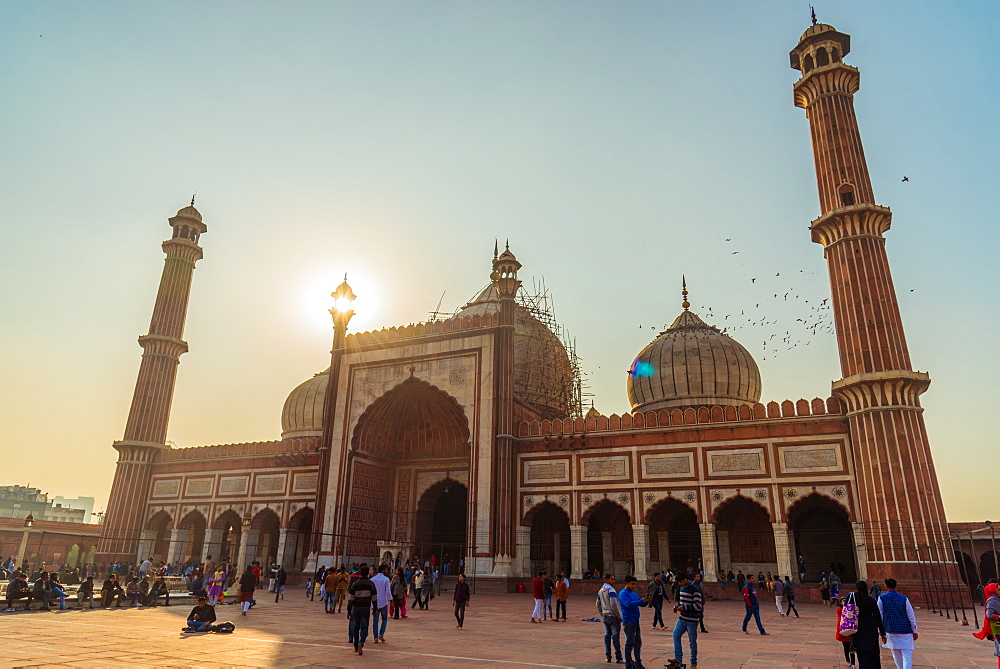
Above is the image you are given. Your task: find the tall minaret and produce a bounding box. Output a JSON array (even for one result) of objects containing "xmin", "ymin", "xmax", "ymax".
[
  {"xmin": 98, "ymin": 202, "xmax": 207, "ymax": 561},
  {"xmin": 791, "ymin": 23, "xmax": 953, "ymax": 584}
]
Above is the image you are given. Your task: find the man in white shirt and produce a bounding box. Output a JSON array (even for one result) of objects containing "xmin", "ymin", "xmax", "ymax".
[
  {"xmin": 139, "ymin": 558, "xmax": 153, "ymax": 578},
  {"xmin": 371, "ymin": 564, "xmax": 392, "ymax": 644}
]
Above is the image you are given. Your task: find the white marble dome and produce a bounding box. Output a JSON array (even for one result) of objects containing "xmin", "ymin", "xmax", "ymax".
[{"xmin": 281, "ymin": 371, "xmax": 328, "ymax": 439}]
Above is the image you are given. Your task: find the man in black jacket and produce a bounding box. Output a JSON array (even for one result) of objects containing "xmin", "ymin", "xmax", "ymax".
[
  {"xmin": 150, "ymin": 576, "xmax": 171, "ymax": 607},
  {"xmin": 33, "ymin": 572, "xmax": 52, "ymax": 610},
  {"xmin": 183, "ymin": 596, "xmax": 217, "ymax": 632},
  {"xmin": 5, "ymin": 572, "xmax": 33, "ymax": 610},
  {"xmin": 348, "ymin": 564, "xmax": 375, "ymax": 655},
  {"xmin": 102, "ymin": 573, "xmax": 124, "ymax": 607}
]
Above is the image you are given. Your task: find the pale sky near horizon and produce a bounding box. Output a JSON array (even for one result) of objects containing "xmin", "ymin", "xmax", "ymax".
[{"xmin": 1, "ymin": 1, "xmax": 995, "ymax": 522}]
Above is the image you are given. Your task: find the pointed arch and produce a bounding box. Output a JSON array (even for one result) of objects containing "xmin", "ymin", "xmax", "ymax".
[
  {"xmin": 646, "ymin": 497, "xmax": 701, "ymax": 571},
  {"xmin": 527, "ymin": 501, "xmax": 570, "ymax": 578},
  {"xmin": 584, "ymin": 499, "xmax": 633, "ymax": 577},
  {"xmin": 714, "ymin": 495, "xmax": 776, "ymax": 568},
  {"xmin": 787, "ymin": 493, "xmax": 855, "ymax": 581},
  {"xmin": 177, "ymin": 510, "xmax": 207, "ymax": 563},
  {"xmin": 414, "ymin": 478, "xmax": 467, "ymax": 565},
  {"xmin": 352, "ymin": 375, "xmax": 470, "ymax": 461}
]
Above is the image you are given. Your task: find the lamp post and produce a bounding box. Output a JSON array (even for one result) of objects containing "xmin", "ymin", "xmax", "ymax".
[
  {"xmin": 312, "ymin": 276, "xmax": 356, "ymax": 566},
  {"xmin": 988, "ymin": 520, "xmax": 998, "ymax": 581},
  {"xmin": 15, "ymin": 513, "xmax": 34, "ymax": 569},
  {"xmin": 235, "ymin": 510, "xmax": 252, "ymax": 572}
]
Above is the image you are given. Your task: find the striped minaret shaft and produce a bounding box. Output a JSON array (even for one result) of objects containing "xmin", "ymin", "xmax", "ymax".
[
  {"xmin": 98, "ymin": 204, "xmax": 206, "ymax": 562},
  {"xmin": 791, "ymin": 24, "xmax": 953, "ymax": 584},
  {"xmin": 491, "ymin": 245, "xmax": 520, "ymax": 562}
]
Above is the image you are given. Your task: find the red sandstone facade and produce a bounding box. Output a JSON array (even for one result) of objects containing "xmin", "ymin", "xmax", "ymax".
[{"xmin": 97, "ymin": 23, "xmax": 958, "ymax": 596}]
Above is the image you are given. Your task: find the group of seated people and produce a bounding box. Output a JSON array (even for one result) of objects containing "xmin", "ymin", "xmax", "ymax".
[{"xmin": 3, "ymin": 571, "xmax": 173, "ymax": 610}]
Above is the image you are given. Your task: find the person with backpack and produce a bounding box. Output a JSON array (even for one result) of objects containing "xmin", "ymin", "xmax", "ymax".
[
  {"xmin": 834, "ymin": 597, "xmax": 857, "ymax": 668},
  {"xmin": 596, "ymin": 573, "xmax": 623, "ymax": 664}
]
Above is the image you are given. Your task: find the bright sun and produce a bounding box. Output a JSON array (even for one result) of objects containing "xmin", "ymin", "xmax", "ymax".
[{"xmin": 299, "ymin": 269, "xmax": 380, "ymax": 334}]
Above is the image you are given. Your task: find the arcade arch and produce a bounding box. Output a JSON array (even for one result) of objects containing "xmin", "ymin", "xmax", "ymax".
[
  {"xmin": 788, "ymin": 493, "xmax": 855, "ymax": 581},
  {"xmin": 414, "ymin": 479, "xmax": 467, "ymax": 565},
  {"xmin": 213, "ymin": 509, "xmax": 242, "ymax": 563},
  {"xmin": 584, "ymin": 500, "xmax": 632, "ymax": 578},
  {"xmin": 249, "ymin": 508, "xmax": 281, "ymax": 567},
  {"xmin": 177, "ymin": 510, "xmax": 207, "ymax": 563},
  {"xmin": 714, "ymin": 495, "xmax": 776, "ymax": 573},
  {"xmin": 647, "ymin": 498, "xmax": 701, "ymax": 573},
  {"xmin": 526, "ymin": 501, "xmax": 571, "ymax": 578},
  {"xmin": 146, "ymin": 511, "xmax": 172, "ymax": 562}
]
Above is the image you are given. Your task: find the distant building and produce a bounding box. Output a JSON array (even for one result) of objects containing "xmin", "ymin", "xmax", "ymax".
[
  {"xmin": 0, "ymin": 486, "xmax": 90, "ymax": 523},
  {"xmin": 52, "ymin": 496, "xmax": 96, "ymax": 523}
]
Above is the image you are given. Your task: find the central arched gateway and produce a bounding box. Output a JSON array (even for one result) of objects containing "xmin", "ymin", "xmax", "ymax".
[{"xmin": 344, "ymin": 375, "xmax": 471, "ymax": 562}]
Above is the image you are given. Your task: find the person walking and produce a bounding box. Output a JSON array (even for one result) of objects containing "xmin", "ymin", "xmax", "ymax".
[
  {"xmin": 412, "ymin": 568, "xmax": 424, "ymax": 610},
  {"xmin": 208, "ymin": 567, "xmax": 226, "ymax": 606},
  {"xmin": 783, "ymin": 576, "xmax": 799, "ymax": 618},
  {"xmin": 333, "ymin": 566, "xmax": 349, "ymax": 613},
  {"xmin": 647, "ymin": 573, "xmax": 665, "ymax": 629},
  {"xmin": 619, "ymin": 575, "xmax": 650, "ymax": 669},
  {"xmin": 555, "ymin": 575, "xmax": 569, "ymax": 621},
  {"xmin": 597, "ymin": 573, "xmax": 623, "ymax": 664},
  {"xmin": 773, "ymin": 575, "xmax": 786, "ymax": 616},
  {"xmin": 453, "ymin": 573, "xmax": 470, "ymax": 629},
  {"xmin": 852, "ymin": 580, "xmax": 886, "ymax": 669},
  {"xmin": 371, "ymin": 564, "xmax": 391, "ymax": 643},
  {"xmin": 531, "ymin": 570, "xmax": 545, "ymax": 623},
  {"xmin": 741, "ymin": 574, "xmax": 767, "ymax": 635},
  {"xmin": 347, "ymin": 564, "xmax": 375, "ymax": 655},
  {"xmin": 798, "ymin": 555, "xmax": 807, "ymax": 583},
  {"xmin": 835, "ymin": 597, "xmax": 857, "ymax": 669},
  {"xmin": 830, "ymin": 570, "xmax": 842, "ymax": 600},
  {"xmin": 390, "ymin": 568, "xmax": 406, "ymax": 619},
  {"xmin": 692, "ymin": 573, "xmax": 709, "ymax": 633},
  {"xmin": 273, "ymin": 564, "xmax": 286, "ymax": 603},
  {"xmin": 238, "ymin": 566, "xmax": 256, "ymax": 616},
  {"xmin": 670, "ymin": 572, "xmax": 702, "ymax": 668},
  {"xmin": 877, "ymin": 578, "xmax": 918, "ymax": 669},
  {"xmin": 973, "ymin": 582, "xmax": 1000, "ymax": 668}
]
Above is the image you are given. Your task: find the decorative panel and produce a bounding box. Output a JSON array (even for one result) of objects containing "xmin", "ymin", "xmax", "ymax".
[
  {"xmin": 151, "ymin": 479, "xmax": 180, "ymax": 498},
  {"xmin": 641, "ymin": 453, "xmax": 694, "ymax": 479},
  {"xmin": 254, "ymin": 474, "xmax": 287, "ymax": 495},
  {"xmin": 219, "ymin": 476, "xmax": 249, "ymax": 495},
  {"xmin": 184, "ymin": 478, "xmax": 213, "ymax": 497},
  {"xmin": 522, "ymin": 459, "xmax": 570, "ymax": 484},
  {"xmin": 778, "ymin": 444, "xmax": 842, "ymax": 473},
  {"xmin": 292, "ymin": 472, "xmax": 318, "ymax": 493},
  {"xmin": 580, "ymin": 455, "xmax": 630, "ymax": 481},
  {"xmin": 707, "ymin": 448, "xmax": 766, "ymax": 476}
]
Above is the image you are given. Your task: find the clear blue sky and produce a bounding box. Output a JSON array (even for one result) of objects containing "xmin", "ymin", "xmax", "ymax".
[{"xmin": 0, "ymin": 1, "xmax": 995, "ymax": 521}]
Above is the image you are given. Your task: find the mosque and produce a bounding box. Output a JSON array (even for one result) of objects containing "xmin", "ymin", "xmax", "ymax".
[{"xmin": 97, "ymin": 21, "xmax": 957, "ymax": 595}]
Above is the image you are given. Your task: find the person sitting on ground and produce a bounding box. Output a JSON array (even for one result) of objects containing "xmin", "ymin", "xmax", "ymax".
[
  {"xmin": 77, "ymin": 576, "xmax": 96, "ymax": 609},
  {"xmin": 183, "ymin": 596, "xmax": 218, "ymax": 632},
  {"xmin": 5, "ymin": 572, "xmax": 33, "ymax": 610},
  {"xmin": 150, "ymin": 575, "xmax": 171, "ymax": 606},
  {"xmin": 33, "ymin": 571, "xmax": 52, "ymax": 610}
]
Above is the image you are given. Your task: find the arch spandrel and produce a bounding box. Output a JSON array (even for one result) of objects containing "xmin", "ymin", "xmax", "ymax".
[
  {"xmin": 642, "ymin": 491, "xmax": 700, "ymax": 523},
  {"xmin": 146, "ymin": 509, "xmax": 173, "ymax": 530},
  {"xmin": 521, "ymin": 495, "xmax": 571, "ymax": 525},
  {"xmin": 710, "ymin": 489, "xmax": 774, "ymax": 524},
  {"xmin": 580, "ymin": 494, "xmax": 632, "ymax": 526},
  {"xmin": 352, "ymin": 375, "xmax": 471, "ymax": 461},
  {"xmin": 783, "ymin": 485, "xmax": 853, "ymax": 521}
]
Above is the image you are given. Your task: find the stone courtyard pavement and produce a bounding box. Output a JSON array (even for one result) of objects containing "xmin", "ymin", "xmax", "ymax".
[{"xmin": 1, "ymin": 590, "xmax": 994, "ymax": 668}]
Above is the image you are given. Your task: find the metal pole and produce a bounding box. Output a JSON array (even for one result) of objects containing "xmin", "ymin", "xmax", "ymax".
[
  {"xmin": 968, "ymin": 531, "xmax": 985, "ymax": 605},
  {"xmin": 925, "ymin": 546, "xmax": 946, "ymax": 617},
  {"xmin": 932, "ymin": 541, "xmax": 958, "ymax": 621},
  {"xmin": 989, "ymin": 521, "xmax": 999, "ymax": 582},
  {"xmin": 915, "ymin": 544, "xmax": 934, "ymax": 613},
  {"xmin": 954, "ymin": 535, "xmax": 977, "ymax": 627}
]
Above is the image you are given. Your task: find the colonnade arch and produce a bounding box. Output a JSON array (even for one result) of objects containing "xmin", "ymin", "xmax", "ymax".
[
  {"xmin": 583, "ymin": 500, "xmax": 632, "ymax": 577},
  {"xmin": 646, "ymin": 498, "xmax": 701, "ymax": 573},
  {"xmin": 146, "ymin": 511, "xmax": 172, "ymax": 562},
  {"xmin": 525, "ymin": 501, "xmax": 570, "ymax": 577},
  {"xmin": 213, "ymin": 509, "xmax": 242, "ymax": 563},
  {"xmin": 176, "ymin": 510, "xmax": 206, "ymax": 563},
  {"xmin": 714, "ymin": 495, "xmax": 776, "ymax": 574},
  {"xmin": 414, "ymin": 479, "xmax": 468, "ymax": 565},
  {"xmin": 249, "ymin": 508, "xmax": 281, "ymax": 567},
  {"xmin": 788, "ymin": 493, "xmax": 855, "ymax": 581}
]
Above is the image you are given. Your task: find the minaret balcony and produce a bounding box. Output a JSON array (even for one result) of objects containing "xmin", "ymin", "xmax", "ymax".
[
  {"xmin": 793, "ymin": 63, "xmax": 860, "ymax": 108},
  {"xmin": 810, "ymin": 203, "xmax": 892, "ymax": 248}
]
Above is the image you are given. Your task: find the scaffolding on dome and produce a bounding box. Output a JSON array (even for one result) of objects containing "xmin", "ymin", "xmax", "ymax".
[{"xmin": 428, "ymin": 277, "xmax": 590, "ymax": 420}]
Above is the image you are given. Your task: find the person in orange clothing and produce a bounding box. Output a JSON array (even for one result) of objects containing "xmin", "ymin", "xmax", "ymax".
[{"xmin": 554, "ymin": 573, "xmax": 569, "ymax": 621}]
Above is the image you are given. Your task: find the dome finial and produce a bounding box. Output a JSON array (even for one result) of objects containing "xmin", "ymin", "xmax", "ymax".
[
  {"xmin": 190, "ymin": 192, "xmax": 196, "ymax": 207},
  {"xmin": 493, "ymin": 239, "xmax": 498, "ymax": 261},
  {"xmin": 681, "ymin": 275, "xmax": 690, "ymax": 310}
]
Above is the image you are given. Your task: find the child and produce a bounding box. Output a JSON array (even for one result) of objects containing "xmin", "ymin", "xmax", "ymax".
[{"xmin": 834, "ymin": 597, "xmax": 856, "ymax": 668}]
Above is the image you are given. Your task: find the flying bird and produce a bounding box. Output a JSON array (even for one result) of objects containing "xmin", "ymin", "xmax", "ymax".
[{"xmin": 901, "ymin": 176, "xmax": 909, "ymax": 182}]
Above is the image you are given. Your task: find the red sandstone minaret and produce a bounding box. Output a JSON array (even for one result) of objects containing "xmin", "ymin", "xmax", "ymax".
[
  {"xmin": 98, "ymin": 202, "xmax": 206, "ymax": 561},
  {"xmin": 791, "ymin": 22, "xmax": 952, "ymax": 583}
]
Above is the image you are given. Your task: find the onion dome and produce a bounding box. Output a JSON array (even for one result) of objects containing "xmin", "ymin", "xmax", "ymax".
[
  {"xmin": 454, "ymin": 246, "xmax": 574, "ymax": 419},
  {"xmin": 627, "ymin": 281, "xmax": 761, "ymax": 412},
  {"xmin": 281, "ymin": 371, "xmax": 328, "ymax": 439}
]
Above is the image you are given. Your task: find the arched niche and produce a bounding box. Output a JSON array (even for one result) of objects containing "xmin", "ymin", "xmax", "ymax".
[{"xmin": 787, "ymin": 493, "xmax": 855, "ymax": 582}]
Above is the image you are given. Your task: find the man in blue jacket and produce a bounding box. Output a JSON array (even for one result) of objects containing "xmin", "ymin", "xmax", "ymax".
[{"xmin": 618, "ymin": 575, "xmax": 650, "ymax": 669}]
